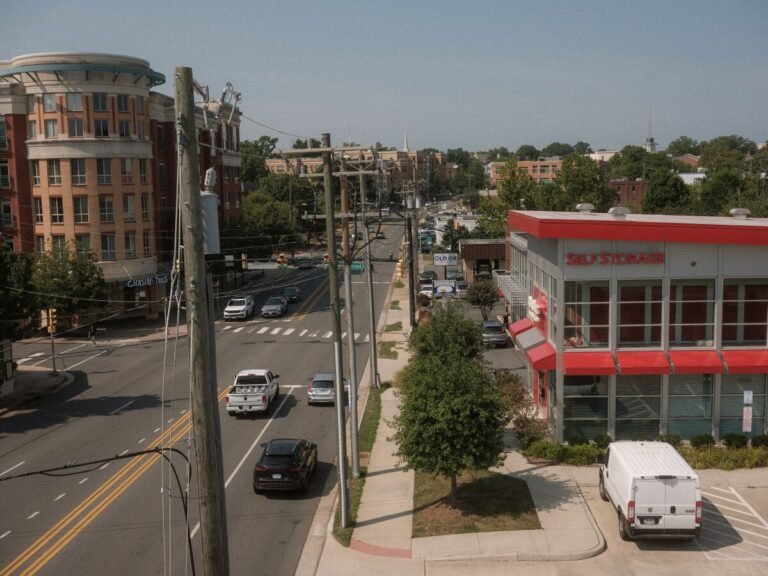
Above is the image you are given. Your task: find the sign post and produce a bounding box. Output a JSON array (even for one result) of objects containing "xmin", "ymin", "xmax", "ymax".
[{"xmin": 743, "ymin": 390, "xmax": 753, "ymax": 433}]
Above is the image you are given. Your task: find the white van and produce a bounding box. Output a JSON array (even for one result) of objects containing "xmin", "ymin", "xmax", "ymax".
[{"xmin": 599, "ymin": 441, "xmax": 701, "ymax": 541}]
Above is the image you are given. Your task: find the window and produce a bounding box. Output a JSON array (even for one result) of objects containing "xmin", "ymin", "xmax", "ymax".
[
  {"xmin": 34, "ymin": 197, "xmax": 43, "ymax": 223},
  {"xmin": 101, "ymin": 233, "xmax": 116, "ymax": 260},
  {"xmin": 43, "ymin": 93, "xmax": 57, "ymax": 112},
  {"xmin": 121, "ymin": 158, "xmax": 133, "ymax": 184},
  {"xmin": 159, "ymin": 162, "xmax": 168, "ymax": 187},
  {"xmin": 51, "ymin": 235, "xmax": 66, "ymax": 253},
  {"xmin": 143, "ymin": 229, "xmax": 151, "ymax": 257},
  {"xmin": 48, "ymin": 159, "xmax": 62, "ymax": 185},
  {"xmin": 93, "ymin": 93, "xmax": 108, "ymax": 112},
  {"xmin": 615, "ymin": 375, "xmax": 661, "ymax": 440},
  {"xmin": 0, "ymin": 162, "xmax": 9, "ymax": 188},
  {"xmin": 73, "ymin": 196, "xmax": 89, "ymax": 223},
  {"xmin": 722, "ymin": 280, "xmax": 768, "ymax": 346},
  {"xmin": 117, "ymin": 94, "xmax": 129, "ymax": 113},
  {"xmin": 564, "ymin": 281, "xmax": 610, "ymax": 348},
  {"xmin": 141, "ymin": 193, "xmax": 150, "ymax": 220},
  {"xmin": 99, "ymin": 196, "xmax": 114, "ymax": 222},
  {"xmin": 75, "ymin": 234, "xmax": 90, "ymax": 255},
  {"xmin": 136, "ymin": 97, "xmax": 145, "ymax": 115},
  {"xmin": 669, "ymin": 280, "xmax": 715, "ymax": 346},
  {"xmin": 720, "ymin": 374, "xmax": 766, "ymax": 438},
  {"xmin": 124, "ymin": 231, "xmax": 137, "ymax": 258},
  {"xmin": 50, "ymin": 197, "xmax": 64, "ymax": 224},
  {"xmin": 66, "ymin": 93, "xmax": 82, "ymax": 112},
  {"xmin": 563, "ymin": 375, "xmax": 608, "ymax": 441},
  {"xmin": 27, "ymin": 95, "xmax": 36, "ymax": 113},
  {"xmin": 95, "ymin": 119, "xmax": 109, "ymax": 137},
  {"xmin": 667, "ymin": 375, "xmax": 713, "ymax": 438},
  {"xmin": 119, "ymin": 120, "xmax": 130, "ymax": 138},
  {"xmin": 137, "ymin": 121, "xmax": 144, "ymax": 140},
  {"xmin": 31, "ymin": 161, "xmax": 40, "ymax": 186},
  {"xmin": 35, "ymin": 235, "xmax": 45, "ymax": 254},
  {"xmin": 0, "ymin": 198, "xmax": 12, "ymax": 227},
  {"xmin": 45, "ymin": 119, "xmax": 58, "ymax": 138},
  {"xmin": 123, "ymin": 194, "xmax": 135, "ymax": 221},
  {"xmin": 97, "ymin": 158, "xmax": 112, "ymax": 184},
  {"xmin": 139, "ymin": 159, "xmax": 148, "ymax": 184},
  {"xmin": 28, "ymin": 121, "xmax": 36, "ymax": 140},
  {"xmin": 71, "ymin": 159, "xmax": 86, "ymax": 185},
  {"xmin": 157, "ymin": 126, "xmax": 165, "ymax": 148},
  {"xmin": 618, "ymin": 281, "xmax": 662, "ymax": 347},
  {"xmin": 0, "ymin": 118, "xmax": 7, "ymax": 149},
  {"xmin": 68, "ymin": 118, "xmax": 84, "ymax": 137}
]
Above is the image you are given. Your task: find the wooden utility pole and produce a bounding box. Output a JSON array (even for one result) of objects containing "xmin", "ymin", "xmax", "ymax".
[
  {"xmin": 175, "ymin": 67, "xmax": 230, "ymax": 576},
  {"xmin": 362, "ymin": 171, "xmax": 380, "ymax": 391}
]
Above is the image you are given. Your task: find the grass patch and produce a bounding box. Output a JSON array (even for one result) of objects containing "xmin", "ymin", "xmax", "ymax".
[
  {"xmin": 385, "ymin": 321, "xmax": 402, "ymax": 332},
  {"xmin": 390, "ymin": 300, "xmax": 401, "ymax": 310},
  {"xmin": 413, "ymin": 469, "xmax": 540, "ymax": 537},
  {"xmin": 378, "ymin": 341, "xmax": 398, "ymax": 359},
  {"xmin": 394, "ymin": 280, "xmax": 405, "ymax": 288}
]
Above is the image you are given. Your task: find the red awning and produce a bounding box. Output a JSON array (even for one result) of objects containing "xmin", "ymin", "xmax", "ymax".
[
  {"xmin": 563, "ymin": 352, "xmax": 616, "ymax": 376},
  {"xmin": 526, "ymin": 342, "xmax": 556, "ymax": 371},
  {"xmin": 508, "ymin": 318, "xmax": 533, "ymax": 337},
  {"xmin": 722, "ymin": 350, "xmax": 768, "ymax": 374},
  {"xmin": 668, "ymin": 350, "xmax": 724, "ymax": 374},
  {"xmin": 616, "ymin": 351, "xmax": 670, "ymax": 375}
]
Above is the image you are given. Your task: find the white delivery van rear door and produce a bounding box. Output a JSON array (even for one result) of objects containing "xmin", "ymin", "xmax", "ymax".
[{"xmin": 634, "ymin": 477, "xmax": 698, "ymax": 532}]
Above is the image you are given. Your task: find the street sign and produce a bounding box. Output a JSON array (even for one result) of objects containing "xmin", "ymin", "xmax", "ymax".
[{"xmin": 433, "ymin": 253, "xmax": 458, "ymax": 266}]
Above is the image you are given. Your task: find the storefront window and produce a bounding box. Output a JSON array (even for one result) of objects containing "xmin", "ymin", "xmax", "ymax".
[
  {"xmin": 667, "ymin": 374, "xmax": 713, "ymax": 438},
  {"xmin": 564, "ymin": 281, "xmax": 609, "ymax": 348},
  {"xmin": 615, "ymin": 375, "xmax": 661, "ymax": 440},
  {"xmin": 722, "ymin": 280, "xmax": 768, "ymax": 346},
  {"xmin": 669, "ymin": 280, "xmax": 715, "ymax": 346},
  {"xmin": 563, "ymin": 375, "xmax": 608, "ymax": 441},
  {"xmin": 618, "ymin": 281, "xmax": 662, "ymax": 347},
  {"xmin": 719, "ymin": 374, "xmax": 766, "ymax": 437}
]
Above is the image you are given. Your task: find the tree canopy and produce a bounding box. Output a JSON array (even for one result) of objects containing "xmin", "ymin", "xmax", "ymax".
[
  {"xmin": 666, "ymin": 135, "xmax": 700, "ymax": 157},
  {"xmin": 496, "ymin": 157, "xmax": 536, "ymax": 210},
  {"xmin": 467, "ymin": 279, "xmax": 500, "ymax": 321},
  {"xmin": 553, "ymin": 153, "xmax": 617, "ymax": 211},
  {"xmin": 31, "ymin": 249, "xmax": 108, "ymax": 319},
  {"xmin": 540, "ymin": 142, "xmax": 574, "ymax": 157},
  {"xmin": 240, "ymin": 136, "xmax": 278, "ymax": 183},
  {"xmin": 515, "ymin": 145, "xmax": 540, "ymax": 161},
  {"xmin": 0, "ymin": 245, "xmax": 36, "ymax": 339}
]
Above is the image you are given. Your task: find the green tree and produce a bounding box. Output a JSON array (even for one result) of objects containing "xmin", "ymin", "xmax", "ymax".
[
  {"xmin": 573, "ymin": 141, "xmax": 593, "ymax": 154},
  {"xmin": 447, "ymin": 148, "xmax": 472, "ymax": 169},
  {"xmin": 699, "ymin": 136, "xmax": 754, "ymax": 172},
  {"xmin": 473, "ymin": 199, "xmax": 507, "ymax": 238},
  {"xmin": 610, "ymin": 145, "xmax": 674, "ymax": 180},
  {"xmin": 242, "ymin": 190, "xmax": 293, "ymax": 238},
  {"xmin": 666, "ymin": 135, "xmax": 700, "ymax": 157},
  {"xmin": 487, "ymin": 147, "xmax": 511, "ymax": 161},
  {"xmin": 240, "ymin": 136, "xmax": 278, "ymax": 184},
  {"xmin": 0, "ymin": 245, "xmax": 36, "ymax": 339},
  {"xmin": 496, "ymin": 156, "xmax": 536, "ymax": 209},
  {"xmin": 541, "ymin": 142, "xmax": 574, "ymax": 157},
  {"xmin": 515, "ymin": 144, "xmax": 540, "ymax": 161},
  {"xmin": 391, "ymin": 301, "xmax": 509, "ymax": 501},
  {"xmin": 554, "ymin": 153, "xmax": 617, "ymax": 212},
  {"xmin": 697, "ymin": 168, "xmax": 743, "ymax": 215},
  {"xmin": 641, "ymin": 171, "xmax": 691, "ymax": 214},
  {"xmin": 438, "ymin": 219, "xmax": 471, "ymax": 252},
  {"xmin": 468, "ymin": 279, "xmax": 500, "ymax": 321}
]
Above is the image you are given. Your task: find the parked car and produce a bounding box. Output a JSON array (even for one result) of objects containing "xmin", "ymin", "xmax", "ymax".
[
  {"xmin": 481, "ymin": 320, "xmax": 509, "ymax": 348},
  {"xmin": 226, "ymin": 369, "xmax": 280, "ymax": 416},
  {"xmin": 223, "ymin": 295, "xmax": 255, "ymax": 321},
  {"xmin": 375, "ymin": 231, "xmax": 386, "ymax": 239},
  {"xmin": 418, "ymin": 282, "xmax": 434, "ymax": 299},
  {"xmin": 261, "ymin": 296, "xmax": 288, "ymax": 317},
  {"xmin": 307, "ymin": 372, "xmax": 350, "ymax": 405},
  {"xmin": 456, "ymin": 281, "xmax": 469, "ymax": 299},
  {"xmin": 418, "ymin": 270, "xmax": 438, "ymax": 283},
  {"xmin": 281, "ymin": 286, "xmax": 301, "ymax": 302},
  {"xmin": 253, "ymin": 438, "xmax": 318, "ymax": 493}
]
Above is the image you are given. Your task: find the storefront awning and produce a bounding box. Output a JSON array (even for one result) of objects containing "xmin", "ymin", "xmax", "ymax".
[
  {"xmin": 515, "ymin": 327, "xmax": 545, "ymax": 350},
  {"xmin": 508, "ymin": 318, "xmax": 533, "ymax": 337},
  {"xmin": 616, "ymin": 351, "xmax": 670, "ymax": 375},
  {"xmin": 526, "ymin": 342, "xmax": 556, "ymax": 371},
  {"xmin": 668, "ymin": 350, "xmax": 724, "ymax": 374},
  {"xmin": 563, "ymin": 352, "xmax": 616, "ymax": 375},
  {"xmin": 722, "ymin": 350, "xmax": 768, "ymax": 374}
]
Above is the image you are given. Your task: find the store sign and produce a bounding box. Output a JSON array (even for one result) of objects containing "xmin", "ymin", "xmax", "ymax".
[
  {"xmin": 125, "ymin": 274, "xmax": 169, "ymax": 288},
  {"xmin": 566, "ymin": 252, "xmax": 665, "ymax": 266},
  {"xmin": 743, "ymin": 390, "xmax": 753, "ymax": 433},
  {"xmin": 433, "ymin": 253, "xmax": 458, "ymax": 266}
]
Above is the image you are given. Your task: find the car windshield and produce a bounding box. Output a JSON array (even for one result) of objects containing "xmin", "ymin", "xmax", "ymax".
[
  {"xmin": 312, "ymin": 380, "xmax": 333, "ymax": 389},
  {"xmin": 284, "ymin": 288, "xmax": 298, "ymax": 295},
  {"xmin": 229, "ymin": 298, "xmax": 246, "ymax": 306},
  {"xmin": 266, "ymin": 297, "xmax": 283, "ymax": 305},
  {"xmin": 236, "ymin": 374, "xmax": 268, "ymax": 385},
  {"xmin": 259, "ymin": 455, "xmax": 295, "ymax": 467},
  {"xmin": 485, "ymin": 325, "xmax": 504, "ymax": 334}
]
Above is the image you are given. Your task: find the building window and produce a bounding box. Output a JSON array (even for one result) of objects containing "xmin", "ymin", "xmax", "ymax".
[
  {"xmin": 669, "ymin": 280, "xmax": 715, "ymax": 346},
  {"xmin": 617, "ymin": 281, "xmax": 662, "ymax": 347},
  {"xmin": 27, "ymin": 95, "xmax": 37, "ymax": 113},
  {"xmin": 720, "ymin": 374, "xmax": 766, "ymax": 438},
  {"xmin": 137, "ymin": 121, "xmax": 145, "ymax": 140},
  {"xmin": 143, "ymin": 229, "xmax": 151, "ymax": 257},
  {"xmin": 31, "ymin": 161, "xmax": 40, "ymax": 186},
  {"xmin": 34, "ymin": 197, "xmax": 43, "ymax": 223},
  {"xmin": 615, "ymin": 375, "xmax": 661, "ymax": 440},
  {"xmin": 101, "ymin": 233, "xmax": 116, "ymax": 260},
  {"xmin": 159, "ymin": 162, "xmax": 168, "ymax": 187},
  {"xmin": 75, "ymin": 234, "xmax": 90, "ymax": 255},
  {"xmin": 123, "ymin": 194, "xmax": 135, "ymax": 221},
  {"xmin": 141, "ymin": 193, "xmax": 150, "ymax": 220},
  {"xmin": 157, "ymin": 126, "xmax": 165, "ymax": 149},
  {"xmin": 28, "ymin": 121, "xmax": 36, "ymax": 140},
  {"xmin": 0, "ymin": 198, "xmax": 12, "ymax": 227},
  {"xmin": 43, "ymin": 93, "xmax": 57, "ymax": 112},
  {"xmin": 68, "ymin": 118, "xmax": 84, "ymax": 137},
  {"xmin": 71, "ymin": 159, "xmax": 86, "ymax": 185},
  {"xmin": 45, "ymin": 119, "xmax": 58, "ymax": 138},
  {"xmin": 35, "ymin": 235, "xmax": 45, "ymax": 254},
  {"xmin": 124, "ymin": 231, "xmax": 137, "ymax": 258},
  {"xmin": 0, "ymin": 162, "xmax": 9, "ymax": 188},
  {"xmin": 47, "ymin": 159, "xmax": 62, "ymax": 185},
  {"xmin": 120, "ymin": 159, "xmax": 132, "ymax": 184},
  {"xmin": 0, "ymin": 118, "xmax": 7, "ymax": 149},
  {"xmin": 119, "ymin": 120, "xmax": 131, "ymax": 138},
  {"xmin": 563, "ymin": 375, "xmax": 608, "ymax": 441},
  {"xmin": 722, "ymin": 280, "xmax": 768, "ymax": 347},
  {"xmin": 73, "ymin": 196, "xmax": 89, "ymax": 223},
  {"xmin": 50, "ymin": 197, "xmax": 64, "ymax": 224},
  {"xmin": 95, "ymin": 119, "xmax": 109, "ymax": 137},
  {"xmin": 66, "ymin": 93, "xmax": 83, "ymax": 112},
  {"xmin": 99, "ymin": 196, "xmax": 114, "ymax": 223},
  {"xmin": 667, "ymin": 374, "xmax": 713, "ymax": 438},
  {"xmin": 93, "ymin": 93, "xmax": 108, "ymax": 112},
  {"xmin": 564, "ymin": 281, "xmax": 610, "ymax": 348},
  {"xmin": 97, "ymin": 158, "xmax": 112, "ymax": 184},
  {"xmin": 139, "ymin": 159, "xmax": 148, "ymax": 184},
  {"xmin": 51, "ymin": 234, "xmax": 66, "ymax": 253},
  {"xmin": 117, "ymin": 94, "xmax": 129, "ymax": 113},
  {"xmin": 136, "ymin": 97, "xmax": 145, "ymax": 115}
]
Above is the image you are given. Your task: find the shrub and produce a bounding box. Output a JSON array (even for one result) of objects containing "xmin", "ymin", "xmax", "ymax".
[
  {"xmin": 592, "ymin": 434, "xmax": 612, "ymax": 449},
  {"xmin": 512, "ymin": 414, "xmax": 549, "ymax": 450},
  {"xmin": 563, "ymin": 444, "xmax": 603, "ymax": 465},
  {"xmin": 689, "ymin": 434, "xmax": 715, "ymax": 449},
  {"xmin": 656, "ymin": 433, "xmax": 682, "ymax": 448},
  {"xmin": 567, "ymin": 434, "xmax": 588, "ymax": 446},
  {"xmin": 524, "ymin": 440, "xmax": 566, "ymax": 461},
  {"xmin": 679, "ymin": 445, "xmax": 768, "ymax": 470},
  {"xmin": 751, "ymin": 434, "xmax": 768, "ymax": 449},
  {"xmin": 723, "ymin": 433, "xmax": 748, "ymax": 449}
]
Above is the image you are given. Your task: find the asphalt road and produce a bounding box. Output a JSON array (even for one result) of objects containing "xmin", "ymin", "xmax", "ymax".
[{"xmin": 0, "ymin": 228, "xmax": 401, "ymax": 575}]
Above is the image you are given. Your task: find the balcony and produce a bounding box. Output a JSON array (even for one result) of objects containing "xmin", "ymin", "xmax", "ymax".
[{"xmin": 493, "ymin": 270, "xmax": 527, "ymax": 306}]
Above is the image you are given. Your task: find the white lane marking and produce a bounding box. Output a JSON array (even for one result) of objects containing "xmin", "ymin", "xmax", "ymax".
[
  {"xmin": 54, "ymin": 493, "xmax": 66, "ymax": 501},
  {"xmin": 79, "ymin": 478, "xmax": 88, "ymax": 485},
  {"xmin": 154, "ymin": 427, "xmax": 161, "ymax": 433},
  {"xmin": 138, "ymin": 438, "xmax": 146, "ymax": 444},
  {"xmin": 27, "ymin": 511, "xmax": 40, "ymax": 520},
  {"xmin": 109, "ymin": 400, "xmax": 134, "ymax": 415},
  {"xmin": 300, "ymin": 329, "xmax": 308, "ymax": 337},
  {"xmin": 354, "ymin": 332, "xmax": 360, "ymax": 340},
  {"xmin": 323, "ymin": 331, "xmax": 332, "ymax": 338},
  {"xmin": 30, "ymin": 352, "xmax": 44, "ymax": 357},
  {"xmin": 283, "ymin": 328, "xmax": 295, "ymax": 336},
  {"xmin": 99, "ymin": 463, "xmax": 109, "ymax": 471},
  {"xmin": 190, "ymin": 390, "xmax": 294, "ymax": 541},
  {"xmin": 120, "ymin": 449, "xmax": 129, "ymax": 456},
  {"xmin": 1, "ymin": 461, "xmax": 25, "ymax": 478},
  {"xmin": 66, "ymin": 350, "xmax": 109, "ymax": 370},
  {"xmin": 167, "ymin": 419, "xmax": 174, "ymax": 424},
  {"xmin": 62, "ymin": 343, "xmax": 89, "ymax": 354},
  {"xmin": 0, "ymin": 530, "xmax": 10, "ymax": 540},
  {"xmin": 705, "ymin": 514, "xmax": 768, "ymax": 532},
  {"xmin": 16, "ymin": 358, "xmax": 30, "ymax": 364},
  {"xmin": 270, "ymin": 327, "xmax": 281, "ymax": 335},
  {"xmin": 341, "ymin": 332, "xmax": 347, "ymax": 339},
  {"xmin": 248, "ymin": 327, "xmax": 256, "ymax": 333},
  {"xmin": 234, "ymin": 327, "xmax": 244, "ymax": 333},
  {"xmin": 258, "ymin": 327, "xmax": 269, "ymax": 334},
  {"xmin": 310, "ymin": 331, "xmax": 319, "ymax": 337},
  {"xmin": 222, "ymin": 325, "xmax": 232, "ymax": 331},
  {"xmin": 364, "ymin": 334, "xmax": 370, "ymax": 342}
]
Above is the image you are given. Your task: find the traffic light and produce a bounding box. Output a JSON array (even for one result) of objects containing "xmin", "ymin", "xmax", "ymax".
[{"xmin": 49, "ymin": 308, "xmax": 58, "ymax": 333}]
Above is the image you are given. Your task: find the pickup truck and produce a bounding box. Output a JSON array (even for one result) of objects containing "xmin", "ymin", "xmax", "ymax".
[{"xmin": 226, "ymin": 369, "xmax": 280, "ymax": 416}]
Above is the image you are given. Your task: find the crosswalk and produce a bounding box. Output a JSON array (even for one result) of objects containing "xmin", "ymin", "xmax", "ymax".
[{"xmin": 220, "ymin": 321, "xmax": 370, "ymax": 342}]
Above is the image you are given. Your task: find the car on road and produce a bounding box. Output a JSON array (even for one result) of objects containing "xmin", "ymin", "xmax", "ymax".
[
  {"xmin": 226, "ymin": 369, "xmax": 280, "ymax": 416},
  {"xmin": 418, "ymin": 270, "xmax": 438, "ymax": 283},
  {"xmin": 482, "ymin": 320, "xmax": 510, "ymax": 348},
  {"xmin": 281, "ymin": 286, "xmax": 301, "ymax": 302},
  {"xmin": 296, "ymin": 259, "xmax": 314, "ymax": 269},
  {"xmin": 223, "ymin": 295, "xmax": 255, "ymax": 321},
  {"xmin": 307, "ymin": 372, "xmax": 350, "ymax": 405},
  {"xmin": 253, "ymin": 438, "xmax": 318, "ymax": 493},
  {"xmin": 261, "ymin": 296, "xmax": 288, "ymax": 317},
  {"xmin": 375, "ymin": 231, "xmax": 386, "ymax": 239}
]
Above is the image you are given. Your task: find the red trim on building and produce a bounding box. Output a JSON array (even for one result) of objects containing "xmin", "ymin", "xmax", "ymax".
[
  {"xmin": 563, "ymin": 352, "xmax": 616, "ymax": 375},
  {"xmin": 721, "ymin": 350, "xmax": 768, "ymax": 374},
  {"xmin": 616, "ymin": 351, "xmax": 670, "ymax": 375},
  {"xmin": 668, "ymin": 350, "xmax": 724, "ymax": 374},
  {"xmin": 508, "ymin": 318, "xmax": 533, "ymax": 337},
  {"xmin": 526, "ymin": 342, "xmax": 556, "ymax": 370}
]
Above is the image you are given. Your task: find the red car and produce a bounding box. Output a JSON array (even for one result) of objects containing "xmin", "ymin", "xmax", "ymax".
[{"xmin": 253, "ymin": 438, "xmax": 318, "ymax": 494}]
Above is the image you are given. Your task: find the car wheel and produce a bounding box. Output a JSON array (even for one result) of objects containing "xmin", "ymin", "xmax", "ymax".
[
  {"xmin": 618, "ymin": 511, "xmax": 631, "ymax": 541},
  {"xmin": 299, "ymin": 474, "xmax": 310, "ymax": 494},
  {"xmin": 598, "ymin": 474, "xmax": 609, "ymax": 502},
  {"xmin": 253, "ymin": 481, "xmax": 262, "ymax": 494}
]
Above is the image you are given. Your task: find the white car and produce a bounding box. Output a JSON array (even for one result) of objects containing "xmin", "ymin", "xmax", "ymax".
[
  {"xmin": 226, "ymin": 369, "xmax": 280, "ymax": 415},
  {"xmin": 223, "ymin": 295, "xmax": 254, "ymax": 321}
]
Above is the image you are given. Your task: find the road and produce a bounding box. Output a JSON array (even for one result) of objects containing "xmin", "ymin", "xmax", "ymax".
[{"xmin": 0, "ymin": 227, "xmax": 402, "ymax": 575}]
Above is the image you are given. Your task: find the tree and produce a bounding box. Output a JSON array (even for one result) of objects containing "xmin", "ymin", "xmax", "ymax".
[
  {"xmin": 473, "ymin": 199, "xmax": 507, "ymax": 238},
  {"xmin": 438, "ymin": 219, "xmax": 471, "ymax": 252},
  {"xmin": 240, "ymin": 136, "xmax": 278, "ymax": 184},
  {"xmin": 554, "ymin": 153, "xmax": 617, "ymax": 212},
  {"xmin": 447, "ymin": 148, "xmax": 472, "ymax": 169},
  {"xmin": 641, "ymin": 171, "xmax": 691, "ymax": 214},
  {"xmin": 699, "ymin": 136, "xmax": 753, "ymax": 172},
  {"xmin": 573, "ymin": 141, "xmax": 593, "ymax": 155},
  {"xmin": 0, "ymin": 245, "xmax": 36, "ymax": 339},
  {"xmin": 391, "ymin": 301, "xmax": 509, "ymax": 501},
  {"xmin": 242, "ymin": 190, "xmax": 293, "ymax": 242},
  {"xmin": 468, "ymin": 279, "xmax": 500, "ymax": 321},
  {"xmin": 610, "ymin": 145, "xmax": 674, "ymax": 180},
  {"xmin": 666, "ymin": 135, "xmax": 700, "ymax": 157},
  {"xmin": 698, "ymin": 168, "xmax": 743, "ymax": 215},
  {"xmin": 515, "ymin": 144, "xmax": 540, "ymax": 161},
  {"xmin": 496, "ymin": 156, "xmax": 536, "ymax": 209},
  {"xmin": 540, "ymin": 142, "xmax": 574, "ymax": 157},
  {"xmin": 487, "ymin": 147, "xmax": 511, "ymax": 161}
]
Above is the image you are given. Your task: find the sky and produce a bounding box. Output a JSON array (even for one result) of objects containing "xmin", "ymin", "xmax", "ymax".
[{"xmin": 3, "ymin": 0, "xmax": 767, "ymax": 153}]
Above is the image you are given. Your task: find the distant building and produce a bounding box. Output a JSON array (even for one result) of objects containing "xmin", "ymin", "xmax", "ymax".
[
  {"xmin": 488, "ymin": 157, "xmax": 564, "ymax": 187},
  {"xmin": 678, "ymin": 172, "xmax": 707, "ymax": 186},
  {"xmin": 610, "ymin": 178, "xmax": 646, "ymax": 211},
  {"xmin": 674, "ymin": 153, "xmax": 700, "ymax": 169}
]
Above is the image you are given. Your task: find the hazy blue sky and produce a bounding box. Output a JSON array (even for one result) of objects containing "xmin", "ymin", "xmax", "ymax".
[{"xmin": 3, "ymin": 0, "xmax": 766, "ymax": 153}]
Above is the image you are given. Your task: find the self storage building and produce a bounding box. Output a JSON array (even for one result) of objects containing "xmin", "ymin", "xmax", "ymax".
[{"xmin": 502, "ymin": 206, "xmax": 768, "ymax": 443}]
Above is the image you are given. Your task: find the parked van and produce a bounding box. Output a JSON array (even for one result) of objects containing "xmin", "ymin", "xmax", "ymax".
[{"xmin": 599, "ymin": 441, "xmax": 701, "ymax": 541}]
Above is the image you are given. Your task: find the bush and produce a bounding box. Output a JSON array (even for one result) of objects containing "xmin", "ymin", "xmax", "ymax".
[
  {"xmin": 512, "ymin": 414, "xmax": 549, "ymax": 450},
  {"xmin": 679, "ymin": 445, "xmax": 768, "ymax": 470},
  {"xmin": 563, "ymin": 444, "xmax": 603, "ymax": 465},
  {"xmin": 567, "ymin": 434, "xmax": 588, "ymax": 446},
  {"xmin": 689, "ymin": 434, "xmax": 715, "ymax": 449},
  {"xmin": 751, "ymin": 434, "xmax": 768, "ymax": 449},
  {"xmin": 592, "ymin": 434, "xmax": 613, "ymax": 449},
  {"xmin": 524, "ymin": 440, "xmax": 566, "ymax": 461},
  {"xmin": 656, "ymin": 434, "xmax": 682, "ymax": 448},
  {"xmin": 723, "ymin": 433, "xmax": 748, "ymax": 449}
]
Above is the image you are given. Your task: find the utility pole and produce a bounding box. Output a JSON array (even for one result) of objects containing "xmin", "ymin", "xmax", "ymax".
[
  {"xmin": 362, "ymin": 171, "xmax": 380, "ymax": 390},
  {"xmin": 322, "ymin": 133, "xmax": 351, "ymax": 527},
  {"xmin": 405, "ymin": 188, "xmax": 417, "ymax": 329},
  {"xmin": 175, "ymin": 67, "xmax": 230, "ymax": 576}
]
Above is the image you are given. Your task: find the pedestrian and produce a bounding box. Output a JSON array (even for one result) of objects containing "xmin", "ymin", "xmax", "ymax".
[{"xmin": 89, "ymin": 324, "xmax": 97, "ymax": 345}]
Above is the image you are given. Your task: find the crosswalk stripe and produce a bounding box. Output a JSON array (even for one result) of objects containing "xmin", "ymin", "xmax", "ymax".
[
  {"xmin": 258, "ymin": 327, "xmax": 269, "ymax": 334},
  {"xmin": 234, "ymin": 327, "xmax": 244, "ymax": 333},
  {"xmin": 354, "ymin": 332, "xmax": 360, "ymax": 340},
  {"xmin": 270, "ymin": 327, "xmax": 281, "ymax": 335},
  {"xmin": 323, "ymin": 331, "xmax": 332, "ymax": 338},
  {"xmin": 310, "ymin": 331, "xmax": 319, "ymax": 337},
  {"xmin": 283, "ymin": 328, "xmax": 295, "ymax": 336},
  {"xmin": 300, "ymin": 329, "xmax": 308, "ymax": 337}
]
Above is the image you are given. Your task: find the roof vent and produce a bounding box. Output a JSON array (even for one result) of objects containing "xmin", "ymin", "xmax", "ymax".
[
  {"xmin": 729, "ymin": 208, "xmax": 751, "ymax": 220},
  {"xmin": 608, "ymin": 206, "xmax": 631, "ymax": 218},
  {"xmin": 575, "ymin": 203, "xmax": 594, "ymax": 213}
]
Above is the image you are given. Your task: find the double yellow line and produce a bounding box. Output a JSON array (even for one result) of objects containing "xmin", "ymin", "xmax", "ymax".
[{"xmin": 2, "ymin": 388, "xmax": 228, "ymax": 576}]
